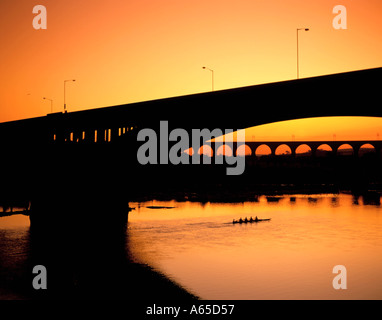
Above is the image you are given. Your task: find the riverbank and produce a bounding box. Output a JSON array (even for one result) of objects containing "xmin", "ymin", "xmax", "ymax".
[
  {"xmin": 0, "ymin": 210, "xmax": 29, "ymax": 218},
  {"xmin": 24, "ymin": 260, "xmax": 199, "ymax": 300},
  {"xmin": 126, "ymin": 182, "xmax": 382, "ymax": 204},
  {"xmin": 0, "ymin": 213, "xmax": 198, "ymax": 300}
]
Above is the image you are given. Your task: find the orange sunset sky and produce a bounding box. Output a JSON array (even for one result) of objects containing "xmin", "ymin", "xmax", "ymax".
[{"xmin": 0, "ymin": 0, "xmax": 381, "ymax": 127}]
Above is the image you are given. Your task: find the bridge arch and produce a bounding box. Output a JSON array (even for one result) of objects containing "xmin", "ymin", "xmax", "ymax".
[
  {"xmin": 359, "ymin": 143, "xmax": 376, "ymax": 157},
  {"xmin": 296, "ymin": 144, "xmax": 312, "ymax": 157},
  {"xmin": 236, "ymin": 144, "xmax": 252, "ymax": 157},
  {"xmin": 216, "ymin": 144, "xmax": 233, "ymax": 156},
  {"xmin": 198, "ymin": 145, "xmax": 213, "ymax": 157},
  {"xmin": 337, "ymin": 144, "xmax": 354, "ymax": 156},
  {"xmin": 275, "ymin": 144, "xmax": 292, "ymax": 156},
  {"xmin": 316, "ymin": 144, "xmax": 333, "ymax": 157},
  {"xmin": 255, "ymin": 144, "xmax": 272, "ymax": 157}
]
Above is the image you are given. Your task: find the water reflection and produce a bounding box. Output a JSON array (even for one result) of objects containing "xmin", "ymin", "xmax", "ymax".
[
  {"xmin": 1, "ymin": 194, "xmax": 382, "ymax": 300},
  {"xmin": 0, "ymin": 211, "xmax": 196, "ymax": 299},
  {"xmin": 128, "ymin": 194, "xmax": 382, "ymax": 300},
  {"xmin": 0, "ymin": 214, "xmax": 31, "ymax": 299}
]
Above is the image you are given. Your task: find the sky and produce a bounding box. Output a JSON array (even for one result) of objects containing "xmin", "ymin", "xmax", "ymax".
[
  {"xmin": 209, "ymin": 116, "xmax": 382, "ymax": 155},
  {"xmin": 0, "ymin": 0, "xmax": 381, "ymax": 124},
  {"xmin": 217, "ymin": 116, "xmax": 382, "ymax": 142}
]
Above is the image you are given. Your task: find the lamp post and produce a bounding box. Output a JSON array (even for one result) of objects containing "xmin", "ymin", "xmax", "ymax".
[
  {"xmin": 202, "ymin": 66, "xmax": 214, "ymax": 91},
  {"xmin": 297, "ymin": 28, "xmax": 309, "ymax": 79},
  {"xmin": 43, "ymin": 97, "xmax": 53, "ymax": 113},
  {"xmin": 64, "ymin": 79, "xmax": 76, "ymax": 112}
]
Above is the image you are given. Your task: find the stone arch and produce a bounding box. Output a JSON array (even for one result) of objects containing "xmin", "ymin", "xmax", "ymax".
[
  {"xmin": 316, "ymin": 144, "xmax": 333, "ymax": 157},
  {"xmin": 198, "ymin": 145, "xmax": 213, "ymax": 157},
  {"xmin": 216, "ymin": 144, "xmax": 233, "ymax": 156},
  {"xmin": 359, "ymin": 143, "xmax": 376, "ymax": 157},
  {"xmin": 295, "ymin": 144, "xmax": 312, "ymax": 157},
  {"xmin": 275, "ymin": 144, "xmax": 292, "ymax": 156},
  {"xmin": 255, "ymin": 144, "xmax": 272, "ymax": 157},
  {"xmin": 236, "ymin": 144, "xmax": 252, "ymax": 157},
  {"xmin": 337, "ymin": 144, "xmax": 354, "ymax": 156}
]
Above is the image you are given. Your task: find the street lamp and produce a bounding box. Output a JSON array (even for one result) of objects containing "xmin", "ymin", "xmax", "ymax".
[
  {"xmin": 43, "ymin": 97, "xmax": 53, "ymax": 113},
  {"xmin": 202, "ymin": 66, "xmax": 214, "ymax": 91},
  {"xmin": 297, "ymin": 28, "xmax": 309, "ymax": 79},
  {"xmin": 64, "ymin": 79, "xmax": 76, "ymax": 112}
]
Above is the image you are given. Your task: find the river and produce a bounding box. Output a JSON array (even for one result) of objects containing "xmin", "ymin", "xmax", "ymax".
[
  {"xmin": 1, "ymin": 193, "xmax": 382, "ymax": 299},
  {"xmin": 127, "ymin": 193, "xmax": 382, "ymax": 299}
]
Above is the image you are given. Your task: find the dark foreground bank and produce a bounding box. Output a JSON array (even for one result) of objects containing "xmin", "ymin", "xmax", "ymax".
[
  {"xmin": 22, "ymin": 261, "xmax": 199, "ymax": 300},
  {"xmin": 0, "ymin": 212, "xmax": 198, "ymax": 300}
]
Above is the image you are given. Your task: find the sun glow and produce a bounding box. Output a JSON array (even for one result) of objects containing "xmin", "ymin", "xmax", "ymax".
[
  {"xmin": 1, "ymin": 1, "xmax": 382, "ymax": 122},
  {"xmin": 213, "ymin": 117, "xmax": 382, "ymax": 143}
]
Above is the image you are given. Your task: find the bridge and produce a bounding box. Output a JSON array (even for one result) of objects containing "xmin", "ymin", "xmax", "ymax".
[
  {"xmin": 1, "ymin": 67, "xmax": 382, "ymax": 227},
  {"xmin": 1, "ymin": 67, "xmax": 382, "ymax": 148},
  {"xmin": 2, "ymin": 67, "xmax": 382, "ymax": 298},
  {"xmin": 207, "ymin": 140, "xmax": 382, "ymax": 158}
]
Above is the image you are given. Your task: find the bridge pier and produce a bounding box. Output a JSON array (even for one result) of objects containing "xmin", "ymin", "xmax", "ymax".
[
  {"xmin": 96, "ymin": 128, "xmax": 105, "ymax": 143},
  {"xmin": 269, "ymin": 145, "xmax": 277, "ymax": 157},
  {"xmin": 376, "ymin": 145, "xmax": 382, "ymax": 160},
  {"xmin": 26, "ymin": 141, "xmax": 133, "ymax": 298},
  {"xmin": 84, "ymin": 129, "xmax": 94, "ymax": 144},
  {"xmin": 311, "ymin": 145, "xmax": 318, "ymax": 157}
]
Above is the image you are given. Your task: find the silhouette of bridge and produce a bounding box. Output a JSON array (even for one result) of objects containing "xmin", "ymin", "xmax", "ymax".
[
  {"xmin": 2, "ymin": 67, "xmax": 382, "ymax": 300},
  {"xmin": 3, "ymin": 67, "xmax": 382, "ymax": 299},
  {"xmin": 1, "ymin": 67, "xmax": 382, "ymax": 228},
  {"xmin": 1, "ymin": 67, "xmax": 382, "ymax": 150},
  {"xmin": 207, "ymin": 140, "xmax": 381, "ymax": 158}
]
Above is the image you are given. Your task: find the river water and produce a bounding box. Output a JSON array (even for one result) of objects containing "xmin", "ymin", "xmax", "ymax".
[
  {"xmin": 127, "ymin": 193, "xmax": 382, "ymax": 300},
  {"xmin": 1, "ymin": 193, "xmax": 382, "ymax": 299}
]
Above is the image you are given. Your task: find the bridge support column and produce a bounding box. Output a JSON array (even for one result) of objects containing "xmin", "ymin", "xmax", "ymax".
[
  {"xmin": 270, "ymin": 146, "xmax": 277, "ymax": 157},
  {"xmin": 97, "ymin": 128, "xmax": 105, "ymax": 143},
  {"xmin": 376, "ymin": 145, "xmax": 382, "ymax": 160},
  {"xmin": 84, "ymin": 129, "xmax": 94, "ymax": 144},
  {"xmin": 73, "ymin": 130, "xmax": 81, "ymax": 143},
  {"xmin": 231, "ymin": 142, "xmax": 238, "ymax": 158},
  {"xmin": 291, "ymin": 146, "xmax": 297, "ymax": 158},
  {"xmin": 111, "ymin": 128, "xmax": 119, "ymax": 142},
  {"xmin": 353, "ymin": 145, "xmax": 361, "ymax": 158},
  {"xmin": 311, "ymin": 146, "xmax": 318, "ymax": 158},
  {"xmin": 53, "ymin": 131, "xmax": 63, "ymax": 143}
]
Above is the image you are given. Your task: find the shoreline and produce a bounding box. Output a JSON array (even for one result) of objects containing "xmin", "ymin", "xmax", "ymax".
[
  {"xmin": 2, "ymin": 184, "xmax": 382, "ymax": 218},
  {"xmin": 126, "ymin": 183, "xmax": 382, "ymax": 204},
  {"xmin": 23, "ymin": 261, "xmax": 199, "ymax": 300}
]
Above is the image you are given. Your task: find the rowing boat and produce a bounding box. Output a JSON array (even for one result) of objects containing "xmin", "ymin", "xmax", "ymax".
[{"xmin": 232, "ymin": 218, "xmax": 271, "ymax": 224}]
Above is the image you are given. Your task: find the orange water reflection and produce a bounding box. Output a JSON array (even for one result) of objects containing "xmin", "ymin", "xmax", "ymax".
[
  {"xmin": 0, "ymin": 214, "xmax": 30, "ymax": 229},
  {"xmin": 128, "ymin": 194, "xmax": 382, "ymax": 299}
]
